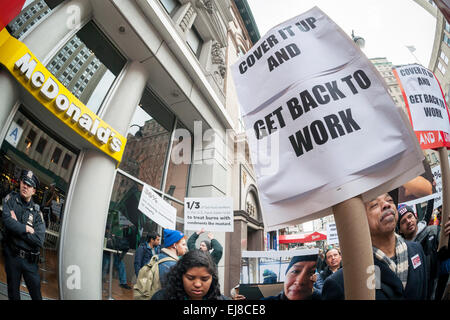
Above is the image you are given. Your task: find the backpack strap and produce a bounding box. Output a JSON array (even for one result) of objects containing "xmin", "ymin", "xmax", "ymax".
[{"xmin": 156, "ymin": 257, "xmax": 176, "ymax": 265}]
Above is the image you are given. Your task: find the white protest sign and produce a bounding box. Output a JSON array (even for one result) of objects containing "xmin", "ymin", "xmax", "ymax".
[
  {"xmin": 138, "ymin": 184, "xmax": 176, "ymax": 230},
  {"xmin": 5, "ymin": 121, "xmax": 23, "ymax": 148},
  {"xmin": 432, "ymin": 165, "xmax": 443, "ymax": 209},
  {"xmin": 326, "ymin": 222, "xmax": 339, "ymax": 245},
  {"xmin": 231, "ymin": 6, "xmax": 424, "ymax": 230},
  {"xmin": 393, "ymin": 64, "xmax": 450, "ymax": 149},
  {"xmin": 184, "ymin": 197, "xmax": 233, "ymax": 232}
]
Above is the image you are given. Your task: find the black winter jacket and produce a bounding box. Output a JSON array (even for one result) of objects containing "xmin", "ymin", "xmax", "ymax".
[{"xmin": 322, "ymin": 241, "xmax": 428, "ymax": 300}]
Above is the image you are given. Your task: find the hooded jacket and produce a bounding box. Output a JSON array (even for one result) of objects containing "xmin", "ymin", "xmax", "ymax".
[{"xmin": 157, "ymin": 248, "xmax": 179, "ymax": 287}]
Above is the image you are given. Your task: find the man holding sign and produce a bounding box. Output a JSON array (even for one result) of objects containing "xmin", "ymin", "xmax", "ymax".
[
  {"xmin": 231, "ymin": 6, "xmax": 424, "ymax": 299},
  {"xmin": 322, "ymin": 192, "xmax": 428, "ymax": 300}
]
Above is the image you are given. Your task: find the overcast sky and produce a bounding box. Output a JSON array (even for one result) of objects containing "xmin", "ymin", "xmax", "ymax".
[{"xmin": 246, "ymin": 0, "xmax": 436, "ymax": 67}]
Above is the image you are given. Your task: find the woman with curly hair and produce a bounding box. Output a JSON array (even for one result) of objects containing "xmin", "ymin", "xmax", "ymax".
[{"xmin": 151, "ymin": 249, "xmax": 230, "ymax": 300}]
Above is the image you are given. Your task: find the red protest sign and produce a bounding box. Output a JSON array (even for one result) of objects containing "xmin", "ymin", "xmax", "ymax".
[{"xmin": 393, "ymin": 64, "xmax": 450, "ymax": 150}]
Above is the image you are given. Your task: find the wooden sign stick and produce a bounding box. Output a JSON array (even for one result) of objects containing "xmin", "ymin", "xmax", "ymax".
[
  {"xmin": 333, "ymin": 196, "xmax": 375, "ymax": 300},
  {"xmin": 438, "ymin": 147, "xmax": 449, "ymax": 251}
]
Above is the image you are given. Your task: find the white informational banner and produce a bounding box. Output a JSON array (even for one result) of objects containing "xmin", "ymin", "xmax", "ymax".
[
  {"xmin": 393, "ymin": 64, "xmax": 450, "ymax": 149},
  {"xmin": 231, "ymin": 7, "xmax": 424, "ymax": 230},
  {"xmin": 5, "ymin": 121, "xmax": 23, "ymax": 148},
  {"xmin": 138, "ymin": 184, "xmax": 176, "ymax": 230},
  {"xmin": 326, "ymin": 223, "xmax": 339, "ymax": 245},
  {"xmin": 184, "ymin": 197, "xmax": 233, "ymax": 232}
]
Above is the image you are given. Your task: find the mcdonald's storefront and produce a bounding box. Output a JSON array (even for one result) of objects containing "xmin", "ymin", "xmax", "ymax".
[{"xmin": 0, "ymin": 0, "xmax": 254, "ymax": 300}]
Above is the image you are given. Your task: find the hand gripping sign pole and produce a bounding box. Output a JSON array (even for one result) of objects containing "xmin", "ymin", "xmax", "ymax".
[
  {"xmin": 393, "ymin": 64, "xmax": 450, "ymax": 251},
  {"xmin": 438, "ymin": 147, "xmax": 450, "ymax": 251},
  {"xmin": 333, "ymin": 197, "xmax": 375, "ymax": 300},
  {"xmin": 231, "ymin": 7, "xmax": 424, "ymax": 300}
]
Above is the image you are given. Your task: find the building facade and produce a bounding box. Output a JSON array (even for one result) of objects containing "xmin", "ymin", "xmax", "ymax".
[{"xmin": 0, "ymin": 0, "xmax": 262, "ymax": 299}]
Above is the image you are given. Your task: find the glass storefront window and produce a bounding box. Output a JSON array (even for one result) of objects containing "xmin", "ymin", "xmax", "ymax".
[
  {"xmin": 102, "ymin": 173, "xmax": 160, "ymax": 300},
  {"xmin": 0, "ymin": 107, "xmax": 78, "ymax": 300},
  {"xmin": 46, "ymin": 21, "xmax": 126, "ymax": 114},
  {"xmin": 102, "ymin": 88, "xmax": 191, "ymax": 300},
  {"xmin": 119, "ymin": 89, "xmax": 175, "ymax": 190},
  {"xmin": 164, "ymin": 123, "xmax": 191, "ymax": 227}
]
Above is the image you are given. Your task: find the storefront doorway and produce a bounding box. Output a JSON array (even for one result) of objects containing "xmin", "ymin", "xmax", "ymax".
[{"xmin": 0, "ymin": 106, "xmax": 79, "ymax": 300}]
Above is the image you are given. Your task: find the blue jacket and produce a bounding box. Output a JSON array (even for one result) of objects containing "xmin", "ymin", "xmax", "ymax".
[
  {"xmin": 157, "ymin": 248, "xmax": 178, "ymax": 287},
  {"xmin": 134, "ymin": 242, "xmax": 160, "ymax": 277},
  {"xmin": 322, "ymin": 241, "xmax": 428, "ymax": 300}
]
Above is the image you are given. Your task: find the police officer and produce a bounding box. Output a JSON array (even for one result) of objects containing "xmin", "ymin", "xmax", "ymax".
[{"xmin": 1, "ymin": 170, "xmax": 45, "ymax": 300}]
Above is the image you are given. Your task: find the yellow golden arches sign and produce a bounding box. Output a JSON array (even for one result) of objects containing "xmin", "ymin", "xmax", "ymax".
[{"xmin": 0, "ymin": 29, "xmax": 126, "ymax": 165}]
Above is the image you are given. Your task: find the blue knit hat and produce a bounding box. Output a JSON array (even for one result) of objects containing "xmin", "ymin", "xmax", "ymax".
[
  {"xmin": 285, "ymin": 254, "xmax": 318, "ymax": 275},
  {"xmin": 163, "ymin": 229, "xmax": 184, "ymax": 248}
]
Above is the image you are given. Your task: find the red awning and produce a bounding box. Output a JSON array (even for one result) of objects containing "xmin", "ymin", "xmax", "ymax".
[
  {"xmin": 279, "ymin": 232, "xmax": 327, "ymax": 244},
  {"xmin": 1, "ymin": 0, "xmax": 26, "ymax": 31}
]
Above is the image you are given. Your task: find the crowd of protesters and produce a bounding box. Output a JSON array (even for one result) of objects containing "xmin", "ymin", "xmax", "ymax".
[
  {"xmin": 2, "ymin": 172, "xmax": 449, "ymax": 301},
  {"xmin": 130, "ymin": 188, "xmax": 450, "ymax": 301}
]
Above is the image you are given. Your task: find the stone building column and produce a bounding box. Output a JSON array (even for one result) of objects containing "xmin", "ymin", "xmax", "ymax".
[{"xmin": 0, "ymin": 71, "xmax": 19, "ymax": 142}]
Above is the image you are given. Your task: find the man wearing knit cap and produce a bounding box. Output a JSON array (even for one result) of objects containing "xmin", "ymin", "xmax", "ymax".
[
  {"xmin": 398, "ymin": 204, "xmax": 450, "ymax": 300},
  {"xmin": 263, "ymin": 254, "xmax": 320, "ymax": 300},
  {"xmin": 156, "ymin": 229, "xmax": 187, "ymax": 287},
  {"xmin": 322, "ymin": 191, "xmax": 428, "ymax": 300},
  {"xmin": 187, "ymin": 228, "xmax": 223, "ymax": 265}
]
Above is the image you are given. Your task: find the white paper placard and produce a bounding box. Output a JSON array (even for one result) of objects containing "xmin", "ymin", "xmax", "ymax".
[
  {"xmin": 138, "ymin": 184, "xmax": 176, "ymax": 230},
  {"xmin": 184, "ymin": 197, "xmax": 233, "ymax": 232},
  {"xmin": 326, "ymin": 223, "xmax": 339, "ymax": 245},
  {"xmin": 231, "ymin": 6, "xmax": 424, "ymax": 230}
]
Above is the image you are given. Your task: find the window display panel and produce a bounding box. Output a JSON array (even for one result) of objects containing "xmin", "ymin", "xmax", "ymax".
[{"xmin": 0, "ymin": 108, "xmax": 78, "ymax": 300}]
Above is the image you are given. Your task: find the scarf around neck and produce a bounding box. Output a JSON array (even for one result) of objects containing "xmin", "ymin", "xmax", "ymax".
[{"xmin": 372, "ymin": 234, "xmax": 409, "ymax": 289}]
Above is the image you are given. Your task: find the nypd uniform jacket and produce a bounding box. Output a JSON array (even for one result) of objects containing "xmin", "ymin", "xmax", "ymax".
[{"xmin": 2, "ymin": 191, "xmax": 45, "ymax": 253}]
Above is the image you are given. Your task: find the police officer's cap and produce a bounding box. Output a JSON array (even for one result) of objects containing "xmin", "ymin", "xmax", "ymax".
[{"xmin": 20, "ymin": 170, "xmax": 39, "ymax": 189}]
